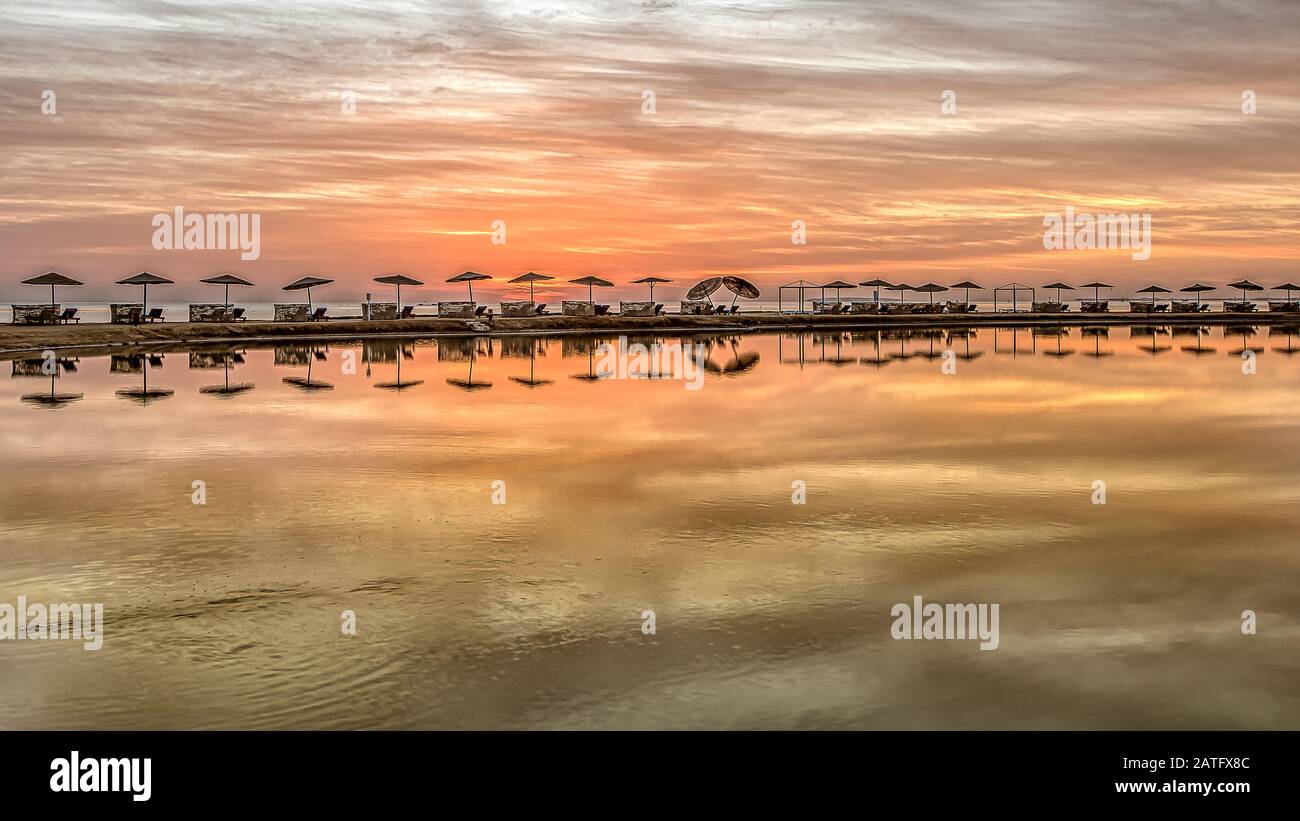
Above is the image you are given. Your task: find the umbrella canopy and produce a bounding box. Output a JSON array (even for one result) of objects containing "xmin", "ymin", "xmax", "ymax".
[
  {"xmin": 686, "ymin": 277, "xmax": 723, "ymax": 302},
  {"xmin": 570, "ymin": 275, "xmax": 614, "ymax": 303},
  {"xmin": 1272, "ymin": 282, "xmax": 1300, "ymax": 301},
  {"xmin": 509, "ymin": 271, "xmax": 555, "ymax": 302},
  {"xmin": 283, "ymin": 275, "xmax": 334, "ymax": 310},
  {"xmin": 860, "ymin": 277, "xmax": 895, "ymax": 303},
  {"xmin": 1226, "ymin": 279, "xmax": 1264, "ymax": 304},
  {"xmin": 631, "ymin": 275, "xmax": 672, "ymax": 301},
  {"xmin": 1136, "ymin": 284, "xmax": 1171, "ymax": 304},
  {"xmin": 949, "ymin": 280, "xmax": 984, "ymax": 304},
  {"xmin": 722, "ymin": 275, "xmax": 761, "ymax": 307},
  {"xmin": 1077, "ymin": 281, "xmax": 1113, "ymax": 301},
  {"xmin": 1041, "ymin": 281, "xmax": 1075, "ymax": 302},
  {"xmin": 447, "ymin": 270, "xmax": 491, "ymax": 302},
  {"xmin": 1177, "ymin": 282, "xmax": 1216, "ymax": 306},
  {"xmin": 373, "ymin": 273, "xmax": 423, "ymax": 311},
  {"xmin": 116, "ymin": 271, "xmax": 175, "ymax": 315},
  {"xmin": 887, "ymin": 283, "xmax": 914, "ymax": 304},
  {"xmin": 819, "ymin": 280, "xmax": 856, "ymax": 302},
  {"xmin": 913, "ymin": 283, "xmax": 949, "ymax": 304},
  {"xmin": 200, "ymin": 273, "xmax": 255, "ymax": 307},
  {"xmin": 22, "ymin": 271, "xmax": 84, "ymax": 310}
]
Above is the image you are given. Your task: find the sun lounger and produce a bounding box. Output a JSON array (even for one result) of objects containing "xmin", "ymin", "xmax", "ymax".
[
  {"xmin": 310, "ymin": 307, "xmax": 328, "ymax": 321},
  {"xmin": 1224, "ymin": 300, "xmax": 1257, "ymax": 313},
  {"xmin": 475, "ymin": 305, "xmax": 489, "ymax": 317},
  {"xmin": 879, "ymin": 303, "xmax": 910, "ymax": 315},
  {"xmin": 909, "ymin": 303, "xmax": 945, "ymax": 314},
  {"xmin": 1267, "ymin": 301, "xmax": 1299, "ymax": 312},
  {"xmin": 595, "ymin": 304, "xmax": 611, "ymax": 316},
  {"xmin": 943, "ymin": 301, "xmax": 976, "ymax": 314},
  {"xmin": 1032, "ymin": 301, "xmax": 1069, "ymax": 313},
  {"xmin": 654, "ymin": 303, "xmax": 665, "ymax": 315},
  {"xmin": 58, "ymin": 307, "xmax": 80, "ymax": 324},
  {"xmin": 730, "ymin": 304, "xmax": 741, "ymax": 314},
  {"xmin": 145, "ymin": 307, "xmax": 165, "ymax": 322},
  {"xmin": 399, "ymin": 305, "xmax": 415, "ymax": 319},
  {"xmin": 535, "ymin": 303, "xmax": 548, "ymax": 315},
  {"xmin": 230, "ymin": 307, "xmax": 247, "ymax": 321}
]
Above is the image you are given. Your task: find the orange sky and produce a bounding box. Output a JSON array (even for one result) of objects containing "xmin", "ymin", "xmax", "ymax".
[{"xmin": 2, "ymin": 0, "xmax": 1298, "ymax": 303}]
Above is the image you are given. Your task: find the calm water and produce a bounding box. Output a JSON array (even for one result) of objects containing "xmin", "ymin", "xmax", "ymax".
[{"xmin": 2, "ymin": 325, "xmax": 1298, "ymax": 729}]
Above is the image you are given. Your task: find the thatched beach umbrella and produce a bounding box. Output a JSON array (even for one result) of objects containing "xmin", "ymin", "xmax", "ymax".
[
  {"xmin": 447, "ymin": 270, "xmax": 490, "ymax": 303},
  {"xmin": 887, "ymin": 283, "xmax": 914, "ymax": 305},
  {"xmin": 282, "ymin": 276, "xmax": 334, "ymax": 311},
  {"xmin": 570, "ymin": 275, "xmax": 614, "ymax": 303},
  {"xmin": 200, "ymin": 273, "xmax": 254, "ymax": 308},
  {"xmin": 913, "ymin": 283, "xmax": 949, "ymax": 304},
  {"xmin": 949, "ymin": 280, "xmax": 984, "ymax": 305},
  {"xmin": 116, "ymin": 271, "xmax": 174, "ymax": 315},
  {"xmin": 631, "ymin": 276, "xmax": 672, "ymax": 302},
  {"xmin": 859, "ymin": 277, "xmax": 894, "ymax": 305},
  {"xmin": 373, "ymin": 274, "xmax": 423, "ymax": 312},
  {"xmin": 1271, "ymin": 282, "xmax": 1300, "ymax": 301},
  {"xmin": 686, "ymin": 277, "xmax": 723, "ymax": 304},
  {"xmin": 1178, "ymin": 282, "xmax": 1216, "ymax": 307},
  {"xmin": 1226, "ymin": 279, "xmax": 1264, "ymax": 304},
  {"xmin": 22, "ymin": 271, "xmax": 83, "ymax": 311},
  {"xmin": 1136, "ymin": 284, "xmax": 1171, "ymax": 305},
  {"xmin": 1078, "ymin": 281, "xmax": 1113, "ymax": 302},
  {"xmin": 819, "ymin": 280, "xmax": 856, "ymax": 304},
  {"xmin": 722, "ymin": 275, "xmax": 760, "ymax": 308},
  {"xmin": 1042, "ymin": 281, "xmax": 1075, "ymax": 302},
  {"xmin": 510, "ymin": 271, "xmax": 555, "ymax": 302}
]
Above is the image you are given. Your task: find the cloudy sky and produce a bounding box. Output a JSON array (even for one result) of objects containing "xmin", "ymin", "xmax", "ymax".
[{"xmin": 1, "ymin": 0, "xmax": 1298, "ymax": 302}]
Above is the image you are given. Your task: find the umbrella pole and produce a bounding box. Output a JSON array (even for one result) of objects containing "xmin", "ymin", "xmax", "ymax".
[
  {"xmin": 469, "ymin": 282, "xmax": 474, "ymax": 304},
  {"xmin": 143, "ymin": 284, "xmax": 148, "ymax": 316},
  {"xmin": 397, "ymin": 284, "xmax": 401, "ymax": 312},
  {"xmin": 50, "ymin": 284, "xmax": 55, "ymax": 311}
]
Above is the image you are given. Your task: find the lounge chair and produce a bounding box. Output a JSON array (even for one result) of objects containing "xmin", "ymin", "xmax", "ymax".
[
  {"xmin": 145, "ymin": 308, "xmax": 165, "ymax": 322},
  {"xmin": 475, "ymin": 305, "xmax": 488, "ymax": 317},
  {"xmin": 230, "ymin": 307, "xmax": 247, "ymax": 321},
  {"xmin": 595, "ymin": 304, "xmax": 611, "ymax": 316},
  {"xmin": 1224, "ymin": 300, "xmax": 1256, "ymax": 313},
  {"xmin": 654, "ymin": 303, "xmax": 665, "ymax": 315},
  {"xmin": 730, "ymin": 305, "xmax": 741, "ymax": 314},
  {"xmin": 57, "ymin": 308, "xmax": 79, "ymax": 324},
  {"xmin": 310, "ymin": 307, "xmax": 328, "ymax": 321},
  {"xmin": 944, "ymin": 301, "xmax": 976, "ymax": 314},
  {"xmin": 1267, "ymin": 301, "xmax": 1299, "ymax": 312},
  {"xmin": 1032, "ymin": 301, "xmax": 1068, "ymax": 313},
  {"xmin": 535, "ymin": 303, "xmax": 549, "ymax": 315}
]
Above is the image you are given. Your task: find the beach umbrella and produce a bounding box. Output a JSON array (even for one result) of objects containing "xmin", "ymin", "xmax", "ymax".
[
  {"xmin": 199, "ymin": 274, "xmax": 254, "ymax": 308},
  {"xmin": 887, "ymin": 283, "xmax": 914, "ymax": 305},
  {"xmin": 375, "ymin": 356, "xmax": 424, "ymax": 391},
  {"xmin": 1133, "ymin": 326, "xmax": 1172, "ymax": 355},
  {"xmin": 21, "ymin": 271, "xmax": 83, "ymax": 311},
  {"xmin": 282, "ymin": 351, "xmax": 334, "ymax": 390},
  {"xmin": 509, "ymin": 271, "xmax": 555, "ymax": 302},
  {"xmin": 1271, "ymin": 282, "xmax": 1300, "ymax": 301},
  {"xmin": 949, "ymin": 280, "xmax": 983, "ymax": 305},
  {"xmin": 631, "ymin": 276, "xmax": 672, "ymax": 302},
  {"xmin": 819, "ymin": 280, "xmax": 856, "ymax": 304},
  {"xmin": 1136, "ymin": 284, "xmax": 1171, "ymax": 304},
  {"xmin": 1178, "ymin": 282, "xmax": 1216, "ymax": 307},
  {"xmin": 19, "ymin": 357, "xmax": 83, "ymax": 407},
  {"xmin": 722, "ymin": 275, "xmax": 761, "ymax": 308},
  {"xmin": 1180, "ymin": 328, "xmax": 1217, "ymax": 356},
  {"xmin": 1271, "ymin": 327, "xmax": 1300, "ymax": 355},
  {"xmin": 859, "ymin": 277, "xmax": 894, "ymax": 304},
  {"xmin": 447, "ymin": 270, "xmax": 490, "ymax": 303},
  {"xmin": 1226, "ymin": 279, "xmax": 1264, "ymax": 304},
  {"xmin": 570, "ymin": 275, "xmax": 614, "ymax": 303},
  {"xmin": 447, "ymin": 355, "xmax": 493, "ymax": 390},
  {"xmin": 1041, "ymin": 281, "xmax": 1075, "ymax": 302},
  {"xmin": 1078, "ymin": 281, "xmax": 1113, "ymax": 302},
  {"xmin": 686, "ymin": 277, "xmax": 723, "ymax": 304},
  {"xmin": 373, "ymin": 274, "xmax": 423, "ymax": 312},
  {"xmin": 282, "ymin": 276, "xmax": 334, "ymax": 311},
  {"xmin": 1226, "ymin": 325, "xmax": 1264, "ymax": 357},
  {"xmin": 913, "ymin": 283, "xmax": 949, "ymax": 304},
  {"xmin": 115, "ymin": 355, "xmax": 174, "ymax": 404},
  {"xmin": 509, "ymin": 339, "xmax": 553, "ymax": 388},
  {"xmin": 116, "ymin": 271, "xmax": 174, "ymax": 316}
]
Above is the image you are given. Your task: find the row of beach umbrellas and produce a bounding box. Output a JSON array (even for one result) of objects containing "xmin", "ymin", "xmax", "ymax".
[{"xmin": 791, "ymin": 278, "xmax": 1298, "ymax": 305}]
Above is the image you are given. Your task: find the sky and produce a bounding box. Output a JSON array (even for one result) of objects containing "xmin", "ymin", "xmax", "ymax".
[{"xmin": 1, "ymin": 0, "xmax": 1298, "ymax": 303}]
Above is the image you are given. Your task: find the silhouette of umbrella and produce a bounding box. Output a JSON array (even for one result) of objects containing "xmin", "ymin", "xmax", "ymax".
[
  {"xmin": 819, "ymin": 280, "xmax": 856, "ymax": 304},
  {"xmin": 117, "ymin": 271, "xmax": 174, "ymax": 316},
  {"xmin": 949, "ymin": 280, "xmax": 983, "ymax": 305},
  {"xmin": 1226, "ymin": 279, "xmax": 1264, "ymax": 305},
  {"xmin": 116, "ymin": 354, "xmax": 174, "ymax": 403},
  {"xmin": 281, "ymin": 348, "xmax": 334, "ymax": 390},
  {"xmin": 200, "ymin": 274, "xmax": 254, "ymax": 308},
  {"xmin": 373, "ymin": 274, "xmax": 423, "ymax": 312},
  {"xmin": 375, "ymin": 356, "xmax": 424, "ymax": 391},
  {"xmin": 282, "ymin": 276, "xmax": 334, "ymax": 311},
  {"xmin": 199, "ymin": 351, "xmax": 255, "ymax": 396},
  {"xmin": 1136, "ymin": 284, "xmax": 1171, "ymax": 305},
  {"xmin": 1078, "ymin": 281, "xmax": 1112, "ymax": 302},
  {"xmin": 686, "ymin": 277, "xmax": 723, "ymax": 303},
  {"xmin": 510, "ymin": 272, "xmax": 554, "ymax": 302},
  {"xmin": 447, "ymin": 341, "xmax": 493, "ymax": 390},
  {"xmin": 19, "ymin": 357, "xmax": 82, "ymax": 407},
  {"xmin": 631, "ymin": 276, "xmax": 672, "ymax": 302},
  {"xmin": 1179, "ymin": 283, "xmax": 1215, "ymax": 308},
  {"xmin": 508, "ymin": 339, "xmax": 553, "ymax": 387},
  {"xmin": 1226, "ymin": 325, "xmax": 1264, "ymax": 356},
  {"xmin": 1180, "ymin": 328, "xmax": 1217, "ymax": 356},
  {"xmin": 887, "ymin": 283, "xmax": 914, "ymax": 305},
  {"xmin": 913, "ymin": 283, "xmax": 949, "ymax": 304},
  {"xmin": 22, "ymin": 271, "xmax": 83, "ymax": 311},
  {"xmin": 447, "ymin": 270, "xmax": 490, "ymax": 302},
  {"xmin": 721, "ymin": 275, "xmax": 760, "ymax": 309},
  {"xmin": 570, "ymin": 275, "xmax": 613, "ymax": 303},
  {"xmin": 1271, "ymin": 282, "xmax": 1300, "ymax": 301},
  {"xmin": 1042, "ymin": 281, "xmax": 1075, "ymax": 302},
  {"xmin": 859, "ymin": 278, "xmax": 894, "ymax": 305}
]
